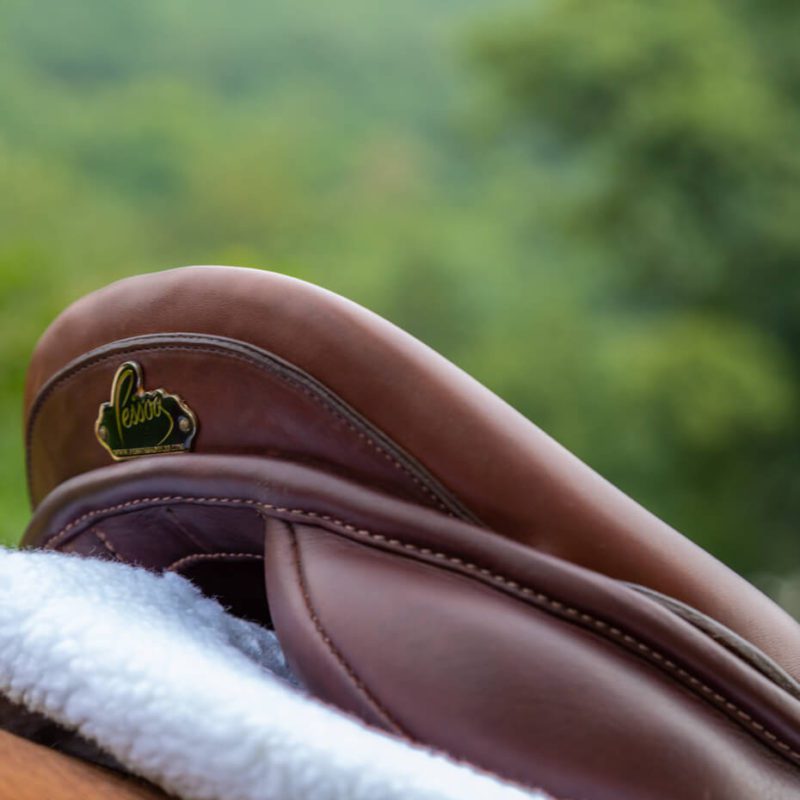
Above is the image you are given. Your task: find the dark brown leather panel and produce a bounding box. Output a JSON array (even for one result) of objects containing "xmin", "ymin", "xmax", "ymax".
[
  {"xmin": 56, "ymin": 504, "xmax": 263, "ymax": 566},
  {"xmin": 23, "ymin": 266, "xmax": 800, "ymax": 684},
  {"xmin": 267, "ymin": 519, "xmax": 800, "ymax": 799},
  {"xmin": 42, "ymin": 502, "xmax": 270, "ymax": 625},
  {"xmin": 21, "ymin": 455, "xmax": 800, "ymax": 776},
  {"xmin": 175, "ymin": 557, "xmax": 270, "ymax": 626}
]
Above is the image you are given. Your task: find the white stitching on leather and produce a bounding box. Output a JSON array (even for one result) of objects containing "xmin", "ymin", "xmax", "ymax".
[
  {"xmin": 92, "ymin": 527, "xmax": 123, "ymax": 562},
  {"xmin": 166, "ymin": 551, "xmax": 264, "ymax": 572}
]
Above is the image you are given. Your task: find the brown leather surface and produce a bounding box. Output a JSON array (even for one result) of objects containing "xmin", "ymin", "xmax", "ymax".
[
  {"xmin": 267, "ymin": 518, "xmax": 800, "ymax": 800},
  {"xmin": 20, "ymin": 455, "xmax": 800, "ymax": 799},
  {"xmin": 23, "ymin": 266, "xmax": 800, "ymax": 683},
  {"xmin": 25, "ymin": 333, "xmax": 469, "ymax": 517},
  {"xmin": 20, "ymin": 266, "xmax": 800, "ymax": 798},
  {"xmin": 0, "ymin": 729, "xmax": 166, "ymax": 800}
]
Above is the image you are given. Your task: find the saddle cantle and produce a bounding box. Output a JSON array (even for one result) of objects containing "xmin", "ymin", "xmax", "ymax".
[{"xmin": 20, "ymin": 265, "xmax": 800, "ymax": 799}]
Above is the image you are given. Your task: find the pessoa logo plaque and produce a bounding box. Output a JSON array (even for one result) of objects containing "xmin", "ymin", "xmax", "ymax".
[{"xmin": 95, "ymin": 361, "xmax": 197, "ymax": 460}]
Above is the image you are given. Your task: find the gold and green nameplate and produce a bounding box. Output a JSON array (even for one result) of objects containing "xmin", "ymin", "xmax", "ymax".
[{"xmin": 95, "ymin": 361, "xmax": 197, "ymax": 460}]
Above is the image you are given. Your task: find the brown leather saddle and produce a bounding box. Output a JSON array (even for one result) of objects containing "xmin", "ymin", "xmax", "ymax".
[{"xmin": 20, "ymin": 266, "xmax": 800, "ymax": 799}]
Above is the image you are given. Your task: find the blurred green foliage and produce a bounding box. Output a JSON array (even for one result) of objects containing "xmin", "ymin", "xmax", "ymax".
[{"xmin": 0, "ymin": 1, "xmax": 797, "ymax": 597}]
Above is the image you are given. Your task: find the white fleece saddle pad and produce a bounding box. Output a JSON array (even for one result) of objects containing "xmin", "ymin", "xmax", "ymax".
[{"xmin": 0, "ymin": 547, "xmax": 549, "ymax": 800}]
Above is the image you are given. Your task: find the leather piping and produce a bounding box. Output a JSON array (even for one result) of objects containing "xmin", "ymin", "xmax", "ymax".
[
  {"xmin": 165, "ymin": 552, "xmax": 264, "ymax": 572},
  {"xmin": 40, "ymin": 494, "xmax": 800, "ymax": 769},
  {"xmin": 25, "ymin": 333, "xmax": 479, "ymax": 522},
  {"xmin": 631, "ymin": 584, "xmax": 800, "ymax": 702}
]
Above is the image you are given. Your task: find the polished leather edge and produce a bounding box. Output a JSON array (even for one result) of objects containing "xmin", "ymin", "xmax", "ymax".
[
  {"xmin": 25, "ymin": 331, "xmax": 477, "ymax": 522},
  {"xmin": 631, "ymin": 584, "xmax": 800, "ymax": 702},
  {"xmin": 21, "ymin": 454, "xmax": 800, "ymax": 768}
]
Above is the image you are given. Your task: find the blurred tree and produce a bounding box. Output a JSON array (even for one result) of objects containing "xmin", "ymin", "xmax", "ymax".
[
  {"xmin": 0, "ymin": 0, "xmax": 796, "ymax": 598},
  {"xmin": 472, "ymin": 0, "xmax": 800, "ymax": 574}
]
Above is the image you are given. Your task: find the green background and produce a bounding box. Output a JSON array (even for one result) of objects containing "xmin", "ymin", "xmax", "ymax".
[{"xmin": 1, "ymin": 0, "xmax": 798, "ymax": 611}]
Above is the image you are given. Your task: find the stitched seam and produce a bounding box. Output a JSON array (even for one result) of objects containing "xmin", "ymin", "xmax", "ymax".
[
  {"xmin": 41, "ymin": 494, "xmax": 800, "ymax": 766},
  {"xmin": 26, "ymin": 340, "xmax": 455, "ymax": 516},
  {"xmin": 92, "ymin": 528, "xmax": 125, "ymax": 563},
  {"xmin": 166, "ymin": 552, "xmax": 264, "ymax": 572},
  {"xmin": 285, "ymin": 521, "xmax": 409, "ymax": 737}
]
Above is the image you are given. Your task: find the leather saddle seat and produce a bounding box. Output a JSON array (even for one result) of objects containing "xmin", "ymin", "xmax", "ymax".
[{"xmin": 21, "ymin": 266, "xmax": 800, "ymax": 799}]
